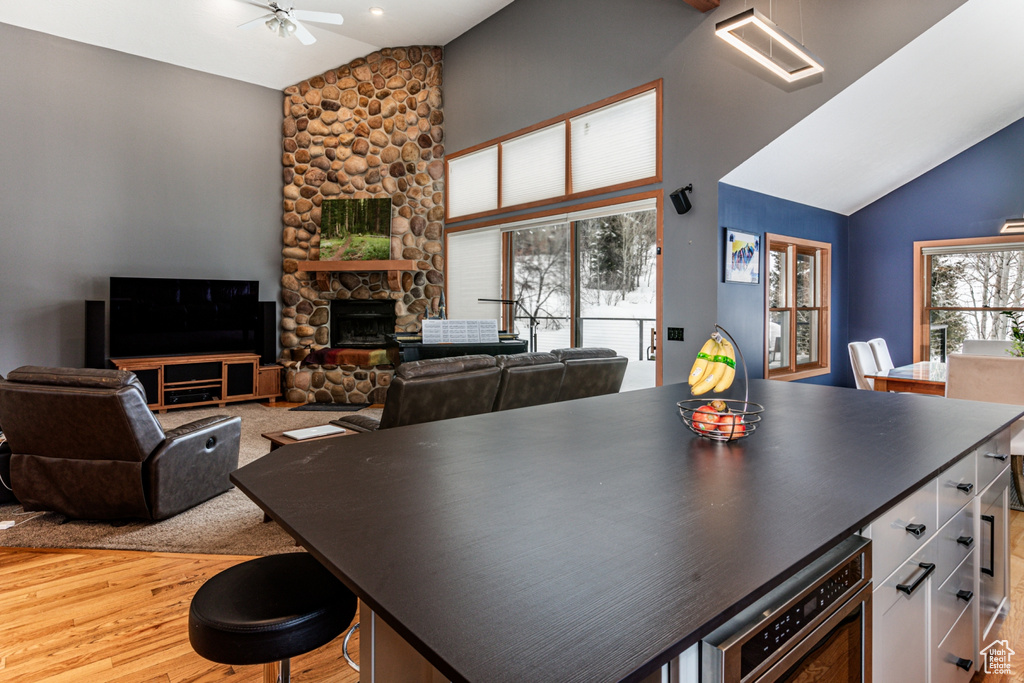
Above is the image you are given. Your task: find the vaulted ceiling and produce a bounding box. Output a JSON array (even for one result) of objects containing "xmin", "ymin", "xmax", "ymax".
[{"xmin": 0, "ymin": 0, "xmax": 513, "ymax": 90}]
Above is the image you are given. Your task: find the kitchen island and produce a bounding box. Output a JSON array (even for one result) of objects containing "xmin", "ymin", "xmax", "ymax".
[{"xmin": 231, "ymin": 380, "xmax": 1024, "ymax": 682}]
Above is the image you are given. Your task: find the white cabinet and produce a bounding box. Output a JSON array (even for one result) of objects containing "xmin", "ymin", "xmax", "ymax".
[
  {"xmin": 874, "ymin": 546, "xmax": 932, "ymax": 683},
  {"xmin": 867, "ymin": 430, "xmax": 1011, "ymax": 679},
  {"xmin": 978, "ymin": 466, "xmax": 1011, "ymax": 648}
]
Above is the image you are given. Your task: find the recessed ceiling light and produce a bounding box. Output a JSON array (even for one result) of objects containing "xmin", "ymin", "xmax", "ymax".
[{"xmin": 370, "ymin": 7, "xmax": 384, "ymax": 16}]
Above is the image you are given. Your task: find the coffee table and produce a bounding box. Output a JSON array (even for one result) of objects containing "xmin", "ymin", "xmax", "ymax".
[{"xmin": 261, "ymin": 427, "xmax": 354, "ymax": 451}]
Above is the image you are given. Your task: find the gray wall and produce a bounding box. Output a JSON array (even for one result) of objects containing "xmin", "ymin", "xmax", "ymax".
[
  {"xmin": 0, "ymin": 24, "xmax": 282, "ymax": 374},
  {"xmin": 443, "ymin": 0, "xmax": 965, "ymax": 384}
]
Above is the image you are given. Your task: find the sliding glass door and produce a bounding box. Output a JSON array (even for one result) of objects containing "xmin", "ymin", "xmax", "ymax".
[{"xmin": 508, "ymin": 205, "xmax": 658, "ymax": 390}]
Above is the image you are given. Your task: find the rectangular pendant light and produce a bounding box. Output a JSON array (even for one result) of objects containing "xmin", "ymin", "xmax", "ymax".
[
  {"xmin": 715, "ymin": 8, "xmax": 824, "ymax": 82},
  {"xmin": 1001, "ymin": 218, "xmax": 1024, "ymax": 234}
]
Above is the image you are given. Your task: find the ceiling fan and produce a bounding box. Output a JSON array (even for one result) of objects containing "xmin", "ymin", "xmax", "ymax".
[{"xmin": 237, "ymin": 1, "xmax": 343, "ymax": 46}]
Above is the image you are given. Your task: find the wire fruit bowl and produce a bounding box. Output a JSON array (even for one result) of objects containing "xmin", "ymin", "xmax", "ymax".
[
  {"xmin": 677, "ymin": 398, "xmax": 764, "ymax": 441},
  {"xmin": 678, "ymin": 324, "xmax": 764, "ymax": 442}
]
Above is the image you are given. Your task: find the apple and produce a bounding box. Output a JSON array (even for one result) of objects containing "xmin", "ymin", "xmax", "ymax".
[
  {"xmin": 716, "ymin": 414, "xmax": 746, "ymax": 439},
  {"xmin": 692, "ymin": 405, "xmax": 721, "ymax": 432}
]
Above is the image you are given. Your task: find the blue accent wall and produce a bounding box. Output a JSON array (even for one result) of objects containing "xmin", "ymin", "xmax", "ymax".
[
  {"xmin": 848, "ymin": 116, "xmax": 1024, "ymax": 368},
  {"xmin": 718, "ymin": 184, "xmax": 850, "ymax": 386}
]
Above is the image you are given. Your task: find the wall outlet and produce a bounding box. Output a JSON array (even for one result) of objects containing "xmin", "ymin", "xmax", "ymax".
[{"xmin": 667, "ymin": 327, "xmax": 684, "ymax": 341}]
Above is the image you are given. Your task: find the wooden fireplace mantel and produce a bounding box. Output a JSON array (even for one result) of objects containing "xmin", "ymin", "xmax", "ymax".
[
  {"xmin": 296, "ymin": 259, "xmax": 417, "ymax": 272},
  {"xmin": 297, "ymin": 259, "xmax": 418, "ymax": 290}
]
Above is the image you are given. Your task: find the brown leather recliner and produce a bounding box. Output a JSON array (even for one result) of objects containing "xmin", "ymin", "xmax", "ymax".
[
  {"xmin": 492, "ymin": 352, "xmax": 565, "ymax": 411},
  {"xmin": 0, "ymin": 366, "xmax": 241, "ymax": 520},
  {"xmin": 331, "ymin": 355, "xmax": 501, "ymax": 432},
  {"xmin": 552, "ymin": 347, "xmax": 628, "ymax": 401}
]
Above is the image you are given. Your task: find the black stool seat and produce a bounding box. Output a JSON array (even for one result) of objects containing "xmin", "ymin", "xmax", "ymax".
[{"xmin": 189, "ymin": 553, "xmax": 357, "ymax": 667}]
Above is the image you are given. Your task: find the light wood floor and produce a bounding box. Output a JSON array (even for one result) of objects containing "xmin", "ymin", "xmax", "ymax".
[
  {"xmin": 2, "ymin": 513, "xmax": 1023, "ymax": 682},
  {"xmin": 0, "ymin": 547, "xmax": 360, "ymax": 682}
]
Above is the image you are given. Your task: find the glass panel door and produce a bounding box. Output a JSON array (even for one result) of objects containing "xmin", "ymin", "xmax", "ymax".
[
  {"xmin": 576, "ymin": 208, "xmax": 657, "ymax": 390},
  {"xmin": 511, "ymin": 224, "xmax": 572, "ymax": 351}
]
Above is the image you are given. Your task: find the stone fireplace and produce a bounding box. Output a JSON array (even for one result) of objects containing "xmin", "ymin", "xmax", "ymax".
[{"xmin": 278, "ymin": 46, "xmax": 445, "ymax": 404}]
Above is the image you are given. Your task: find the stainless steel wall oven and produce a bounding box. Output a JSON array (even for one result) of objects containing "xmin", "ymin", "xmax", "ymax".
[{"xmin": 702, "ymin": 536, "xmax": 871, "ymax": 683}]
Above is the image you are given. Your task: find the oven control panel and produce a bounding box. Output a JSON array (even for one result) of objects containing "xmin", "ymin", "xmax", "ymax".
[{"xmin": 740, "ymin": 555, "xmax": 862, "ymax": 677}]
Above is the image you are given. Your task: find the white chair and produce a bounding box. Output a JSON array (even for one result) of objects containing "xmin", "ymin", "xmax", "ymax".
[
  {"xmin": 867, "ymin": 338, "xmax": 894, "ymax": 373},
  {"xmin": 848, "ymin": 341, "xmax": 878, "ymax": 390}
]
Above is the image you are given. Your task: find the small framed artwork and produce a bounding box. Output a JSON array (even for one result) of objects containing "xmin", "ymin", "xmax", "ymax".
[{"xmin": 724, "ymin": 228, "xmax": 760, "ymax": 284}]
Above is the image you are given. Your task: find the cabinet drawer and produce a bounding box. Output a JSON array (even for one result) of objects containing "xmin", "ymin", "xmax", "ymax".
[
  {"xmin": 937, "ymin": 453, "xmax": 976, "ymax": 528},
  {"xmin": 977, "ymin": 431, "xmax": 1011, "ymax": 491},
  {"xmin": 870, "ymin": 478, "xmax": 938, "ymax": 582},
  {"xmin": 934, "ymin": 606, "xmax": 975, "ymax": 683},
  {"xmin": 931, "ymin": 503, "xmax": 975, "ymax": 589},
  {"xmin": 874, "ymin": 546, "xmax": 933, "ymax": 683},
  {"xmin": 932, "ymin": 553, "xmax": 974, "ymax": 651}
]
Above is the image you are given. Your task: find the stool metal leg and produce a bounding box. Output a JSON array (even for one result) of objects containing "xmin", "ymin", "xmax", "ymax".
[
  {"xmin": 343, "ymin": 622, "xmax": 360, "ymax": 672},
  {"xmin": 263, "ymin": 658, "xmax": 290, "ymax": 683}
]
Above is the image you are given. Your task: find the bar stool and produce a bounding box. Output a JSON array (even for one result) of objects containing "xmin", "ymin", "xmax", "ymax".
[{"xmin": 189, "ymin": 553, "xmax": 357, "ymax": 683}]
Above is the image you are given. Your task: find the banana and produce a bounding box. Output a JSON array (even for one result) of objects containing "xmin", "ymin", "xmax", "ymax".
[
  {"xmin": 692, "ymin": 348, "xmax": 728, "ymax": 396},
  {"xmin": 688, "ymin": 337, "xmax": 720, "ymax": 385},
  {"xmin": 713, "ymin": 339, "xmax": 737, "ymax": 393}
]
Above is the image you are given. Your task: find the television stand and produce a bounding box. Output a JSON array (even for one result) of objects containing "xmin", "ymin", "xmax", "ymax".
[{"xmin": 110, "ymin": 352, "xmax": 281, "ymax": 412}]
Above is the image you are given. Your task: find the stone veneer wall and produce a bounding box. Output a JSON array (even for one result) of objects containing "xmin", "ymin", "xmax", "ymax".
[{"xmin": 278, "ymin": 47, "xmax": 445, "ymax": 404}]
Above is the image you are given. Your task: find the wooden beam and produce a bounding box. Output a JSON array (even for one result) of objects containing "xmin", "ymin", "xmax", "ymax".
[{"xmin": 682, "ymin": 0, "xmax": 719, "ymax": 11}]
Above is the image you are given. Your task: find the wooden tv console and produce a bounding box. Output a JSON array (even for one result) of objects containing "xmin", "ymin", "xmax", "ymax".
[{"xmin": 110, "ymin": 352, "xmax": 281, "ymax": 412}]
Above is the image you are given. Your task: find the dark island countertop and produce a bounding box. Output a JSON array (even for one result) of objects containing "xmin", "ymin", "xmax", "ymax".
[{"xmin": 232, "ymin": 380, "xmax": 1024, "ymax": 683}]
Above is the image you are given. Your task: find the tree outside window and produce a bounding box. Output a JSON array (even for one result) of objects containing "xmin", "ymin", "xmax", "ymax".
[{"xmin": 765, "ymin": 233, "xmax": 831, "ymax": 381}]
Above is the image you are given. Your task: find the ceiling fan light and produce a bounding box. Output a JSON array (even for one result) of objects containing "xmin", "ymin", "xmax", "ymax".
[
  {"xmin": 284, "ymin": 19, "xmax": 297, "ymax": 34},
  {"xmin": 370, "ymin": 7, "xmax": 384, "ymax": 16},
  {"xmin": 265, "ymin": 17, "xmax": 280, "ymax": 32}
]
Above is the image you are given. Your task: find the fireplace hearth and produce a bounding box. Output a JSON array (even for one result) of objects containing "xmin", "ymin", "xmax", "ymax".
[{"xmin": 330, "ymin": 300, "xmax": 397, "ymax": 348}]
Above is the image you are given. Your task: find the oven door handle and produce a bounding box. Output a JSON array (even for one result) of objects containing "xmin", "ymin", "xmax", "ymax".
[{"xmin": 897, "ymin": 562, "xmax": 935, "ymax": 596}]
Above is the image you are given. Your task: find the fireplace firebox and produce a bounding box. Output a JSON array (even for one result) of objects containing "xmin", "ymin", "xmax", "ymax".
[{"xmin": 330, "ymin": 300, "xmax": 397, "ymax": 348}]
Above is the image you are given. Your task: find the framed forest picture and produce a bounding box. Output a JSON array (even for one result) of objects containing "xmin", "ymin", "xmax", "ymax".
[{"xmin": 319, "ymin": 197, "xmax": 393, "ymax": 261}]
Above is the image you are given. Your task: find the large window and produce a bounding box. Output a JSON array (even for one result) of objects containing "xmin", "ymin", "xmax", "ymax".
[
  {"xmin": 445, "ymin": 82, "xmax": 661, "ymax": 221},
  {"xmin": 446, "ymin": 195, "xmax": 661, "ymax": 390},
  {"xmin": 765, "ymin": 233, "xmax": 831, "ymax": 380},
  {"xmin": 915, "ymin": 236, "xmax": 1024, "ymax": 361}
]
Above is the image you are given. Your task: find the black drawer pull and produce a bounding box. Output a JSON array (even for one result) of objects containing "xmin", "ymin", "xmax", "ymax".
[
  {"xmin": 956, "ymin": 482, "xmax": 974, "ymax": 494},
  {"xmin": 905, "ymin": 523, "xmax": 926, "ymax": 538},
  {"xmin": 956, "ymin": 589, "xmax": 974, "ymax": 603},
  {"xmin": 982, "ymin": 514, "xmax": 995, "ymax": 577},
  {"xmin": 955, "ymin": 658, "xmax": 973, "ymax": 671},
  {"xmin": 984, "ymin": 452, "xmax": 1009, "ymax": 462},
  {"xmin": 897, "ymin": 562, "xmax": 935, "ymax": 596},
  {"xmin": 957, "ymin": 535, "xmax": 974, "ymax": 549}
]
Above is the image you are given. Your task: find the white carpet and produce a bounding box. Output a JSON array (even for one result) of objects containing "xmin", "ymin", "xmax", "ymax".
[{"xmin": 0, "ymin": 402, "xmax": 380, "ymax": 555}]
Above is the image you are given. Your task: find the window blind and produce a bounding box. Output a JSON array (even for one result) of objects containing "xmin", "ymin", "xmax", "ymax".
[
  {"xmin": 570, "ymin": 89, "xmax": 657, "ymax": 193},
  {"xmin": 448, "ymin": 147, "xmax": 498, "ymax": 218},
  {"xmin": 446, "ymin": 228, "xmax": 502, "ymax": 321},
  {"xmin": 501, "ymin": 123, "xmax": 566, "ymax": 207}
]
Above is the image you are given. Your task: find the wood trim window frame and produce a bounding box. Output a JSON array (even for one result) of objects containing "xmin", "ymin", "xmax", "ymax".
[
  {"xmin": 444, "ymin": 190, "xmax": 664, "ymax": 385},
  {"xmin": 444, "ymin": 80, "xmax": 663, "ymax": 224},
  {"xmin": 764, "ymin": 233, "xmax": 831, "ymax": 381},
  {"xmin": 912, "ymin": 234, "xmax": 1024, "ymax": 362}
]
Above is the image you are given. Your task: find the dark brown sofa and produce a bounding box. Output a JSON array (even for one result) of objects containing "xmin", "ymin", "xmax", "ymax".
[
  {"xmin": 492, "ymin": 352, "xmax": 565, "ymax": 411},
  {"xmin": 332, "ymin": 355, "xmax": 501, "ymax": 432},
  {"xmin": 0, "ymin": 366, "xmax": 241, "ymax": 520},
  {"xmin": 551, "ymin": 347, "xmax": 628, "ymax": 401}
]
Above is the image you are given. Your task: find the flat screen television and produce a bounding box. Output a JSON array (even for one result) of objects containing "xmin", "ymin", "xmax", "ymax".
[{"xmin": 109, "ymin": 277, "xmax": 260, "ymax": 358}]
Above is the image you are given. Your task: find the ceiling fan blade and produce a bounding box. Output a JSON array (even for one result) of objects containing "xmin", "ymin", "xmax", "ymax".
[
  {"xmin": 290, "ymin": 19, "xmax": 318, "ymax": 45},
  {"xmin": 236, "ymin": 0, "xmax": 274, "ymax": 10},
  {"xmin": 291, "ymin": 9, "xmax": 343, "ymax": 25},
  {"xmin": 237, "ymin": 13, "xmax": 274, "ymax": 29}
]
